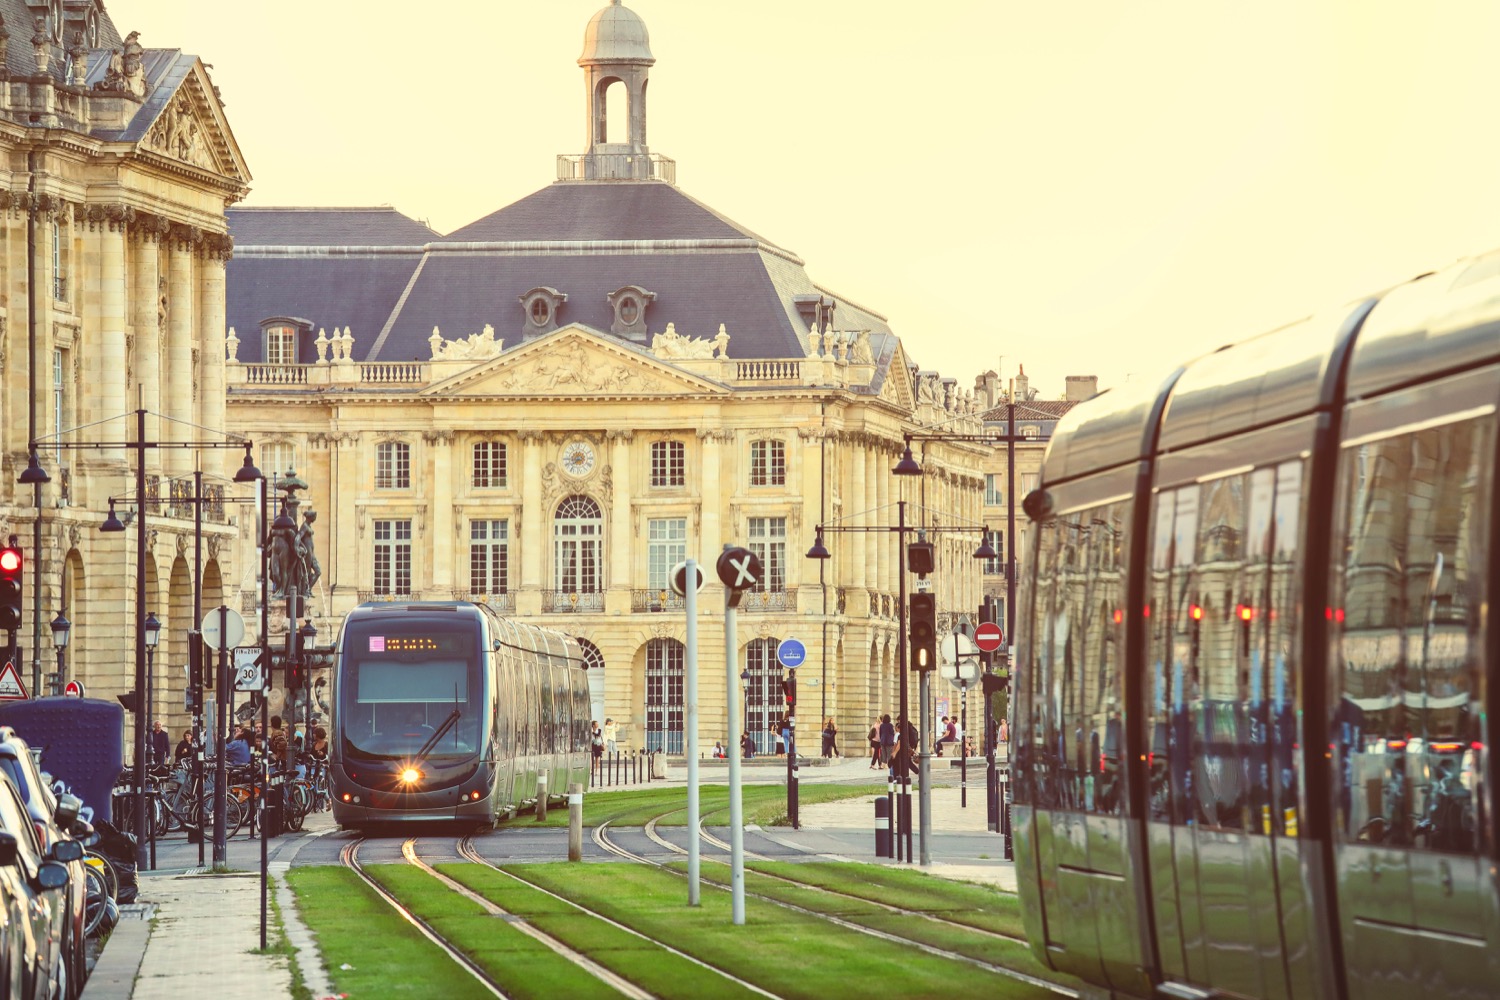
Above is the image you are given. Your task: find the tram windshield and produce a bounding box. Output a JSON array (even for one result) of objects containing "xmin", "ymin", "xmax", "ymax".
[{"xmin": 339, "ymin": 619, "xmax": 482, "ymax": 759}]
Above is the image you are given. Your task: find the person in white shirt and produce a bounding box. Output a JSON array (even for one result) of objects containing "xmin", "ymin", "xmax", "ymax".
[{"xmin": 603, "ymin": 718, "xmax": 618, "ymax": 753}]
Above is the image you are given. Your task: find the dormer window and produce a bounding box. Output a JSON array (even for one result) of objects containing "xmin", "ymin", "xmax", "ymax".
[
  {"xmin": 519, "ymin": 287, "xmax": 567, "ymax": 338},
  {"xmin": 607, "ymin": 285, "xmax": 656, "ymax": 343},
  {"xmin": 265, "ymin": 325, "xmax": 297, "ymax": 365}
]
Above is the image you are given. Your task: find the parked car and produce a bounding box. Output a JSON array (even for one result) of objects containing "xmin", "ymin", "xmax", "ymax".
[
  {"xmin": 0, "ymin": 766, "xmax": 74, "ymax": 1000},
  {"xmin": 0, "ymin": 729, "xmax": 88, "ymax": 998}
]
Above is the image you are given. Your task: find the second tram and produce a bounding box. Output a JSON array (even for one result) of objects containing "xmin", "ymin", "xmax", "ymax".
[
  {"xmin": 330, "ymin": 601, "xmax": 590, "ymax": 829},
  {"xmin": 1013, "ymin": 251, "xmax": 1498, "ymax": 998}
]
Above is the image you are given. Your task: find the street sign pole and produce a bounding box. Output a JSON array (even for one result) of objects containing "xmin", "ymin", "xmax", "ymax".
[
  {"xmin": 717, "ymin": 544, "xmax": 762, "ymax": 926},
  {"xmin": 682, "ymin": 559, "xmax": 700, "ymax": 906},
  {"xmin": 212, "ymin": 606, "xmax": 230, "ymax": 866}
]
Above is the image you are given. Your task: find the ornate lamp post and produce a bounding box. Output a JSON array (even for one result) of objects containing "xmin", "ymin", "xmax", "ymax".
[{"xmin": 48, "ymin": 612, "xmax": 69, "ymax": 696}]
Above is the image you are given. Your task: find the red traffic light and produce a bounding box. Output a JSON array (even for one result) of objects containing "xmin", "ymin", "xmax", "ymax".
[{"xmin": 0, "ymin": 549, "xmax": 20, "ymax": 573}]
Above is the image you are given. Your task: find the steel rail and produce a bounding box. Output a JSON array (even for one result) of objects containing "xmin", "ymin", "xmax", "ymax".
[{"xmin": 337, "ymin": 838, "xmax": 508, "ymax": 999}]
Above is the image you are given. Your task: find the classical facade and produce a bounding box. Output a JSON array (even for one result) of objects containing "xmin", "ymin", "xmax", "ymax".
[
  {"xmin": 0, "ymin": 2, "xmax": 249, "ymax": 740},
  {"xmin": 223, "ymin": 0, "xmax": 990, "ymax": 752}
]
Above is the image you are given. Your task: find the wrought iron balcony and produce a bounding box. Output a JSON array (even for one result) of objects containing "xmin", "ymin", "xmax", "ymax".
[
  {"xmin": 737, "ymin": 588, "xmax": 794, "ymax": 613},
  {"xmin": 358, "ymin": 590, "xmax": 416, "ymax": 604},
  {"xmin": 452, "ymin": 591, "xmax": 514, "ymax": 613},
  {"xmin": 633, "ymin": 589, "xmax": 685, "ymax": 613},
  {"xmin": 542, "ymin": 590, "xmax": 604, "ymax": 613}
]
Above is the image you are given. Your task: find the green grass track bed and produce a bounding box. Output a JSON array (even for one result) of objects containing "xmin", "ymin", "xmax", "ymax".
[{"xmin": 496, "ymin": 782, "xmax": 886, "ymax": 829}]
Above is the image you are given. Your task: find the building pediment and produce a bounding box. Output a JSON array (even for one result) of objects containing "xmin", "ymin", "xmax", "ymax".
[
  {"xmin": 879, "ymin": 345, "xmax": 916, "ymax": 412},
  {"xmin": 422, "ymin": 324, "xmax": 730, "ymax": 398},
  {"xmin": 139, "ymin": 59, "xmax": 250, "ymax": 184}
]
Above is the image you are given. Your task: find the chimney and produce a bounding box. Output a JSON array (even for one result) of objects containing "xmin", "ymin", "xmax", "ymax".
[
  {"xmin": 1013, "ymin": 364, "xmax": 1030, "ymax": 402},
  {"xmin": 974, "ymin": 370, "xmax": 999, "ymax": 409},
  {"xmin": 1065, "ymin": 375, "xmax": 1098, "ymax": 402}
]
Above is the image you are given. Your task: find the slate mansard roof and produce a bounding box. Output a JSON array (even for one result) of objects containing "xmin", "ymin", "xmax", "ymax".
[{"xmin": 226, "ymin": 181, "xmax": 896, "ymax": 367}]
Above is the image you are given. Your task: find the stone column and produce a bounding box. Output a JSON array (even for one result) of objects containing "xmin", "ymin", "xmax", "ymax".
[
  {"xmin": 875, "ymin": 441, "xmax": 891, "ymax": 607},
  {"xmin": 99, "ymin": 214, "xmax": 127, "ymax": 465},
  {"xmin": 517, "ymin": 430, "xmax": 543, "ymax": 613},
  {"xmin": 131, "ymin": 221, "xmax": 161, "ymax": 445},
  {"xmin": 606, "ymin": 430, "xmax": 632, "ymax": 614},
  {"xmin": 697, "ymin": 429, "xmax": 723, "ymax": 562},
  {"xmin": 850, "ymin": 436, "xmax": 867, "ymax": 597},
  {"xmin": 198, "ymin": 240, "xmax": 227, "ymax": 479},
  {"xmin": 428, "ymin": 431, "xmax": 453, "ymax": 591},
  {"xmin": 333, "ymin": 432, "xmax": 359, "ymax": 610},
  {"xmin": 165, "ymin": 228, "xmax": 194, "ymax": 476}
]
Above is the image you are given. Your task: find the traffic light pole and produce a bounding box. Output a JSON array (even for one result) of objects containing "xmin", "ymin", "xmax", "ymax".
[{"xmin": 785, "ymin": 668, "xmax": 797, "ymax": 830}]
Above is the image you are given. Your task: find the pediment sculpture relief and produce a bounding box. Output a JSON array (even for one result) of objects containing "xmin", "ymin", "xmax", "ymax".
[
  {"xmin": 145, "ymin": 94, "xmax": 217, "ymax": 170},
  {"xmin": 429, "ymin": 324, "xmax": 505, "ymax": 361},
  {"xmin": 479, "ymin": 339, "xmax": 688, "ymax": 396},
  {"xmin": 649, "ymin": 323, "xmax": 720, "ymax": 360}
]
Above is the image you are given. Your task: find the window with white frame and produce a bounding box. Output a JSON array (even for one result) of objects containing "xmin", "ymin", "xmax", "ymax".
[
  {"xmin": 982, "ymin": 530, "xmax": 1005, "ymax": 575},
  {"xmin": 376, "ymin": 441, "xmax": 410, "ymax": 489},
  {"xmin": 265, "ymin": 324, "xmax": 297, "ymax": 365},
  {"xmin": 985, "ymin": 474, "xmax": 1004, "ymax": 507},
  {"xmin": 747, "ymin": 516, "xmax": 786, "ymax": 592},
  {"xmin": 51, "ymin": 220, "xmax": 66, "ymax": 301},
  {"xmin": 647, "ymin": 518, "xmax": 687, "ymax": 591},
  {"xmin": 261, "ymin": 442, "xmax": 297, "ymax": 484},
  {"xmin": 553, "ymin": 495, "xmax": 603, "ymax": 593},
  {"xmin": 749, "ymin": 439, "xmax": 785, "ymax": 486},
  {"xmin": 373, "ymin": 519, "xmax": 412, "ymax": 595},
  {"xmin": 51, "ymin": 349, "xmax": 66, "ymax": 464},
  {"xmin": 650, "ymin": 440, "xmax": 685, "ymax": 487},
  {"xmin": 469, "ymin": 519, "xmax": 508, "ymax": 595},
  {"xmin": 472, "ymin": 441, "xmax": 507, "ymax": 489}
]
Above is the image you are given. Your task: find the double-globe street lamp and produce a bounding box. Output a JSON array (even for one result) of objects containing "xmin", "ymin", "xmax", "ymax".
[
  {"xmin": 21, "ymin": 408, "xmax": 259, "ymax": 870},
  {"xmin": 48, "ymin": 612, "xmax": 69, "ymax": 695},
  {"xmin": 806, "ymin": 500, "xmax": 996, "ymax": 864}
]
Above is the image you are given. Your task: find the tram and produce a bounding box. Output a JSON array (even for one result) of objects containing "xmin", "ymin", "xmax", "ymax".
[
  {"xmin": 330, "ymin": 601, "xmax": 591, "ymax": 829},
  {"xmin": 1013, "ymin": 251, "xmax": 1498, "ymax": 999}
]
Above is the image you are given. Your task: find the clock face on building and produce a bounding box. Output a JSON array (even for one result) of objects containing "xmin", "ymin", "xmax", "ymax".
[{"xmin": 561, "ymin": 440, "xmax": 596, "ymax": 478}]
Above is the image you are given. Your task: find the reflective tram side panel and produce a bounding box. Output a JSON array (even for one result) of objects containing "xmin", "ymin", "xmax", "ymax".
[{"xmin": 1329, "ymin": 369, "xmax": 1497, "ymax": 1000}]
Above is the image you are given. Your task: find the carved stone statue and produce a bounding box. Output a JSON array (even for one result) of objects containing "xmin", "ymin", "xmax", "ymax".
[
  {"xmin": 851, "ymin": 330, "xmax": 874, "ymax": 364},
  {"xmin": 269, "ymin": 515, "xmax": 296, "ymax": 599},
  {"xmin": 432, "ymin": 323, "xmax": 504, "ymax": 361},
  {"xmin": 649, "ymin": 323, "xmax": 716, "ymax": 360},
  {"xmin": 713, "ymin": 324, "xmax": 730, "ymax": 358},
  {"xmin": 295, "ymin": 510, "xmax": 322, "ymax": 597},
  {"xmin": 121, "ymin": 31, "xmax": 145, "ymax": 97},
  {"xmin": 806, "ymin": 329, "xmax": 820, "ymax": 358}
]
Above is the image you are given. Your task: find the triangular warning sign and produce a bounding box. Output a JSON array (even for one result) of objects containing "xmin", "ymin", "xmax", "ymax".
[{"xmin": 0, "ymin": 661, "xmax": 28, "ymax": 700}]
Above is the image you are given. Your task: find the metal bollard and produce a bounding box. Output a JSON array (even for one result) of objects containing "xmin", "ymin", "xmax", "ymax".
[
  {"xmin": 567, "ymin": 783, "xmax": 583, "ymax": 861},
  {"xmin": 535, "ymin": 772, "xmax": 548, "ymax": 821},
  {"xmin": 886, "ymin": 777, "xmax": 896, "ymax": 859},
  {"xmin": 874, "ymin": 794, "xmax": 891, "ymax": 857}
]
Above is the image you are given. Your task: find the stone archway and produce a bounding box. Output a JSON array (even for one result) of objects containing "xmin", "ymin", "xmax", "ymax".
[{"xmin": 163, "ymin": 556, "xmax": 192, "ymax": 734}]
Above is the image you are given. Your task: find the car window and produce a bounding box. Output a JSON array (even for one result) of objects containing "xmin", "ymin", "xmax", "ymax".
[
  {"xmin": 0, "ymin": 756, "xmax": 28, "ymax": 806},
  {"xmin": 0, "ymin": 777, "xmax": 41, "ymax": 870}
]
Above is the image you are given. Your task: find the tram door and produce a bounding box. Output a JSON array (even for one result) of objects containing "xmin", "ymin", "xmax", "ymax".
[
  {"xmin": 1146, "ymin": 469, "xmax": 1313, "ymax": 999},
  {"xmin": 1328, "ymin": 407, "xmax": 1497, "ymax": 1000}
]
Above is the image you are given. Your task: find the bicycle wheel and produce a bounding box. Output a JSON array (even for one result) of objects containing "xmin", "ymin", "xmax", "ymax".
[
  {"xmin": 285, "ymin": 782, "xmax": 308, "ymax": 832},
  {"xmin": 226, "ymin": 790, "xmax": 248, "ymax": 838},
  {"xmin": 84, "ymin": 851, "xmax": 118, "ymax": 903},
  {"xmin": 82, "ymin": 863, "xmax": 110, "ymax": 937}
]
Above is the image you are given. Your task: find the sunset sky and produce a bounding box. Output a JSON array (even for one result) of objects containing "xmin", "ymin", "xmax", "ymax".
[{"xmin": 124, "ymin": 1, "xmax": 1500, "ymax": 398}]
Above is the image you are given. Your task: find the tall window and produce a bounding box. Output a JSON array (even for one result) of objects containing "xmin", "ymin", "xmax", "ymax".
[
  {"xmin": 985, "ymin": 474, "xmax": 1004, "ymax": 507},
  {"xmin": 265, "ymin": 324, "xmax": 297, "ymax": 365},
  {"xmin": 553, "ymin": 495, "xmax": 603, "ymax": 593},
  {"xmin": 472, "ymin": 441, "xmax": 507, "ymax": 488},
  {"xmin": 261, "ymin": 442, "xmax": 296, "ymax": 483},
  {"xmin": 650, "ymin": 440, "xmax": 685, "ymax": 487},
  {"xmin": 744, "ymin": 637, "xmax": 783, "ymax": 754},
  {"xmin": 644, "ymin": 638, "xmax": 685, "ymax": 753},
  {"xmin": 376, "ymin": 441, "xmax": 410, "ymax": 489},
  {"xmin": 373, "ymin": 519, "xmax": 412, "ymax": 596},
  {"xmin": 51, "ymin": 220, "xmax": 64, "ymax": 300},
  {"xmin": 647, "ymin": 518, "xmax": 687, "ymax": 591},
  {"xmin": 469, "ymin": 519, "xmax": 509, "ymax": 595},
  {"xmin": 750, "ymin": 439, "xmax": 785, "ymax": 486},
  {"xmin": 51, "ymin": 349, "xmax": 65, "ymax": 464},
  {"xmin": 982, "ymin": 530, "xmax": 1005, "ymax": 575},
  {"xmin": 747, "ymin": 516, "xmax": 786, "ymax": 592}
]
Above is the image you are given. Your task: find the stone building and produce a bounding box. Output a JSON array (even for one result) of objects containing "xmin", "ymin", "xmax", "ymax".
[
  {"xmin": 223, "ymin": 0, "xmax": 991, "ymax": 752},
  {"xmin": 0, "ymin": 0, "xmax": 248, "ymax": 740}
]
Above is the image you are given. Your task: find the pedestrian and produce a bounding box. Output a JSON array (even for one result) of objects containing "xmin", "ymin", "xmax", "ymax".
[
  {"xmin": 878, "ymin": 713, "xmax": 896, "ymax": 766},
  {"xmin": 954, "ymin": 716, "xmax": 965, "ymax": 757},
  {"xmin": 780, "ymin": 715, "xmax": 794, "ymax": 757},
  {"xmin": 603, "ymin": 717, "xmax": 618, "ymax": 753},
  {"xmin": 590, "ymin": 720, "xmax": 604, "ymax": 761},
  {"xmin": 740, "ymin": 730, "xmax": 756, "ymax": 759},
  {"xmin": 225, "ymin": 727, "xmax": 252, "ymax": 767},
  {"xmin": 771, "ymin": 720, "xmax": 785, "ymax": 756},
  {"xmin": 821, "ymin": 717, "xmax": 839, "ymax": 758},
  {"xmin": 998, "ymin": 717, "xmax": 1009, "ymax": 745},
  {"xmin": 868, "ymin": 720, "xmax": 881, "ymax": 769},
  {"xmin": 935, "ymin": 715, "xmax": 957, "ymax": 756},
  {"xmin": 269, "ymin": 715, "xmax": 290, "ymax": 770},
  {"xmin": 712, "ymin": 740, "xmax": 725, "ymax": 759},
  {"xmin": 149, "ymin": 720, "xmax": 170, "ymax": 767},
  {"xmin": 173, "ymin": 729, "xmax": 194, "ymax": 766},
  {"xmin": 310, "ymin": 726, "xmax": 329, "ymax": 759}
]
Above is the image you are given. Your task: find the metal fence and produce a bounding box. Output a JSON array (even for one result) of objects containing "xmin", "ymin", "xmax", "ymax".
[{"xmin": 589, "ymin": 750, "xmax": 656, "ymax": 788}]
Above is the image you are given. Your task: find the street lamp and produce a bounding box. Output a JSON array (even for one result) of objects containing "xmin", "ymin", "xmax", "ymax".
[
  {"xmin": 298, "ymin": 619, "xmax": 317, "ymax": 751},
  {"xmin": 49, "ymin": 612, "xmax": 69, "ymax": 696},
  {"xmin": 739, "ymin": 667, "xmax": 750, "ymax": 753},
  {"xmin": 143, "ymin": 609, "xmax": 162, "ymax": 870}
]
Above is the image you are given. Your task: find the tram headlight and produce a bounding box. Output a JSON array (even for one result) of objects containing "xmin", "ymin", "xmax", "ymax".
[{"xmin": 399, "ymin": 767, "xmax": 421, "ymax": 785}]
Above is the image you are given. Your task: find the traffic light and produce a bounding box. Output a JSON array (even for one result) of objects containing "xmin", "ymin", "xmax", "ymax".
[
  {"xmin": 909, "ymin": 592, "xmax": 936, "ymax": 671},
  {"xmin": 188, "ymin": 631, "xmax": 204, "ymax": 712},
  {"xmin": 0, "ymin": 546, "xmax": 22, "ymax": 633},
  {"xmin": 781, "ymin": 677, "xmax": 795, "ymax": 709}
]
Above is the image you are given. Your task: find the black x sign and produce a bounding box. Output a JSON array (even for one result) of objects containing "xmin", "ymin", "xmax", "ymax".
[{"xmin": 716, "ymin": 546, "xmax": 762, "ymax": 591}]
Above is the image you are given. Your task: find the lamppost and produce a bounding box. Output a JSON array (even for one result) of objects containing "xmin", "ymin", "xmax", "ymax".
[
  {"xmin": 22, "ymin": 409, "xmax": 259, "ymax": 871},
  {"xmin": 806, "ymin": 501, "xmax": 995, "ymax": 864},
  {"xmin": 739, "ymin": 667, "xmax": 750, "ymax": 755},
  {"xmin": 48, "ymin": 613, "xmax": 68, "ymax": 696},
  {"xmin": 298, "ymin": 619, "xmax": 317, "ymax": 755},
  {"xmin": 143, "ymin": 611, "xmax": 161, "ymax": 869}
]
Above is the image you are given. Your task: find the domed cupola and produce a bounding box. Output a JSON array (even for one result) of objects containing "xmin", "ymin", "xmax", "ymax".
[
  {"xmin": 561, "ymin": 0, "xmax": 674, "ymax": 183},
  {"xmin": 579, "ymin": 0, "xmax": 655, "ymax": 66}
]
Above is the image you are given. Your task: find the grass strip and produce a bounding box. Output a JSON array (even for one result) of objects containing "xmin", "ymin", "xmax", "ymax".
[
  {"xmin": 438, "ymin": 862, "xmax": 760, "ymax": 1000},
  {"xmin": 506, "ymin": 862, "xmax": 1058, "ymax": 1000},
  {"xmin": 286, "ymin": 867, "xmax": 495, "ymax": 1000},
  {"xmin": 364, "ymin": 864, "xmax": 620, "ymax": 1000},
  {"xmin": 677, "ymin": 861, "xmax": 1066, "ymax": 985},
  {"xmin": 747, "ymin": 860, "xmax": 1026, "ymax": 934},
  {"xmin": 498, "ymin": 782, "xmax": 884, "ymax": 829}
]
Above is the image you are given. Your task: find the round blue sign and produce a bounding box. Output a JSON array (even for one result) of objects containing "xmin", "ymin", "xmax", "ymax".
[{"xmin": 776, "ymin": 638, "xmax": 807, "ymax": 669}]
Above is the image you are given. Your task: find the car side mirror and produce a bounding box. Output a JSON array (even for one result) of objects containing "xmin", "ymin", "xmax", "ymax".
[
  {"xmin": 34, "ymin": 860, "xmax": 69, "ymax": 893},
  {"xmin": 48, "ymin": 840, "xmax": 82, "ymax": 863},
  {"xmin": 0, "ymin": 833, "xmax": 15, "ymax": 867},
  {"xmin": 53, "ymin": 793, "xmax": 80, "ymax": 829}
]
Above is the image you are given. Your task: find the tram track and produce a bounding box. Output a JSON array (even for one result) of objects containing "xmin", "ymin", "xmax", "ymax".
[
  {"xmin": 604, "ymin": 813, "xmax": 1076, "ymax": 998},
  {"xmin": 338, "ymin": 837, "xmax": 509, "ymax": 1000}
]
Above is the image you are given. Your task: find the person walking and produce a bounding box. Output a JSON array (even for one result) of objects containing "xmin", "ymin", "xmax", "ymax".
[
  {"xmin": 590, "ymin": 721, "xmax": 604, "ymax": 762},
  {"xmin": 268, "ymin": 715, "xmax": 291, "ymax": 769},
  {"xmin": 740, "ymin": 730, "xmax": 756, "ymax": 759},
  {"xmin": 603, "ymin": 718, "xmax": 618, "ymax": 753},
  {"xmin": 173, "ymin": 729, "xmax": 194, "ymax": 767},
  {"xmin": 149, "ymin": 720, "xmax": 171, "ymax": 767},
  {"xmin": 821, "ymin": 717, "xmax": 840, "ymax": 758},
  {"xmin": 772, "ymin": 720, "xmax": 785, "ymax": 756},
  {"xmin": 868, "ymin": 720, "xmax": 882, "ymax": 769},
  {"xmin": 878, "ymin": 713, "xmax": 896, "ymax": 767}
]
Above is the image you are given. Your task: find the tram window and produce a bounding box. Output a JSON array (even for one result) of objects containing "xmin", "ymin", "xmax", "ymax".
[
  {"xmin": 1026, "ymin": 518, "xmax": 1061, "ymax": 807},
  {"xmin": 1267, "ymin": 461, "xmax": 1303, "ymax": 837},
  {"xmin": 1086, "ymin": 502, "xmax": 1127, "ymax": 815},
  {"xmin": 1332, "ymin": 415, "xmax": 1492, "ymax": 855},
  {"xmin": 1145, "ymin": 492, "xmax": 1177, "ymax": 822}
]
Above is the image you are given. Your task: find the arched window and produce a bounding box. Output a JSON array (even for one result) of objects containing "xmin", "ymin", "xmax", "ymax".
[
  {"xmin": 744, "ymin": 637, "xmax": 782, "ymax": 754},
  {"xmin": 553, "ymin": 495, "xmax": 603, "ymax": 593},
  {"xmin": 644, "ymin": 638, "xmax": 684, "ymax": 753},
  {"xmin": 577, "ymin": 637, "xmax": 606, "ymax": 726}
]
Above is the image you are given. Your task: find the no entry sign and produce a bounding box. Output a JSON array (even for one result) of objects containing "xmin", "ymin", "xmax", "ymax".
[{"xmin": 975, "ymin": 621, "xmax": 1003, "ymax": 653}]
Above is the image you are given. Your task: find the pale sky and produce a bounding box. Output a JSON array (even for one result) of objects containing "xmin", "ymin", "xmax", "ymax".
[{"xmin": 126, "ymin": 1, "xmax": 1500, "ymax": 399}]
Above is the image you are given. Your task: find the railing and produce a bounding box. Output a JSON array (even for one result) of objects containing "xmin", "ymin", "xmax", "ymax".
[
  {"xmin": 360, "ymin": 362, "xmax": 425, "ymax": 384},
  {"xmin": 737, "ymin": 588, "xmax": 794, "ymax": 613},
  {"xmin": 205, "ymin": 484, "xmax": 227, "ymax": 524},
  {"xmin": 358, "ymin": 591, "xmax": 416, "ymax": 603},
  {"xmin": 145, "ymin": 474, "xmax": 161, "ymax": 514},
  {"xmin": 590, "ymin": 750, "xmax": 655, "ymax": 788},
  {"xmin": 243, "ymin": 364, "xmax": 309, "ymax": 385},
  {"xmin": 55, "ymin": 466, "xmax": 70, "ymax": 507},
  {"xmin": 632, "ymin": 589, "xmax": 685, "ymax": 613},
  {"xmin": 882, "ymin": 594, "xmax": 893, "ymax": 619},
  {"xmin": 735, "ymin": 360, "xmax": 800, "ymax": 382},
  {"xmin": 452, "ymin": 591, "xmax": 514, "ymax": 613},
  {"xmin": 556, "ymin": 152, "xmax": 676, "ymax": 184},
  {"xmin": 542, "ymin": 591, "xmax": 604, "ymax": 613},
  {"xmin": 836, "ymin": 587, "xmax": 847, "ymax": 615},
  {"xmin": 644, "ymin": 728, "xmax": 685, "ymax": 755}
]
